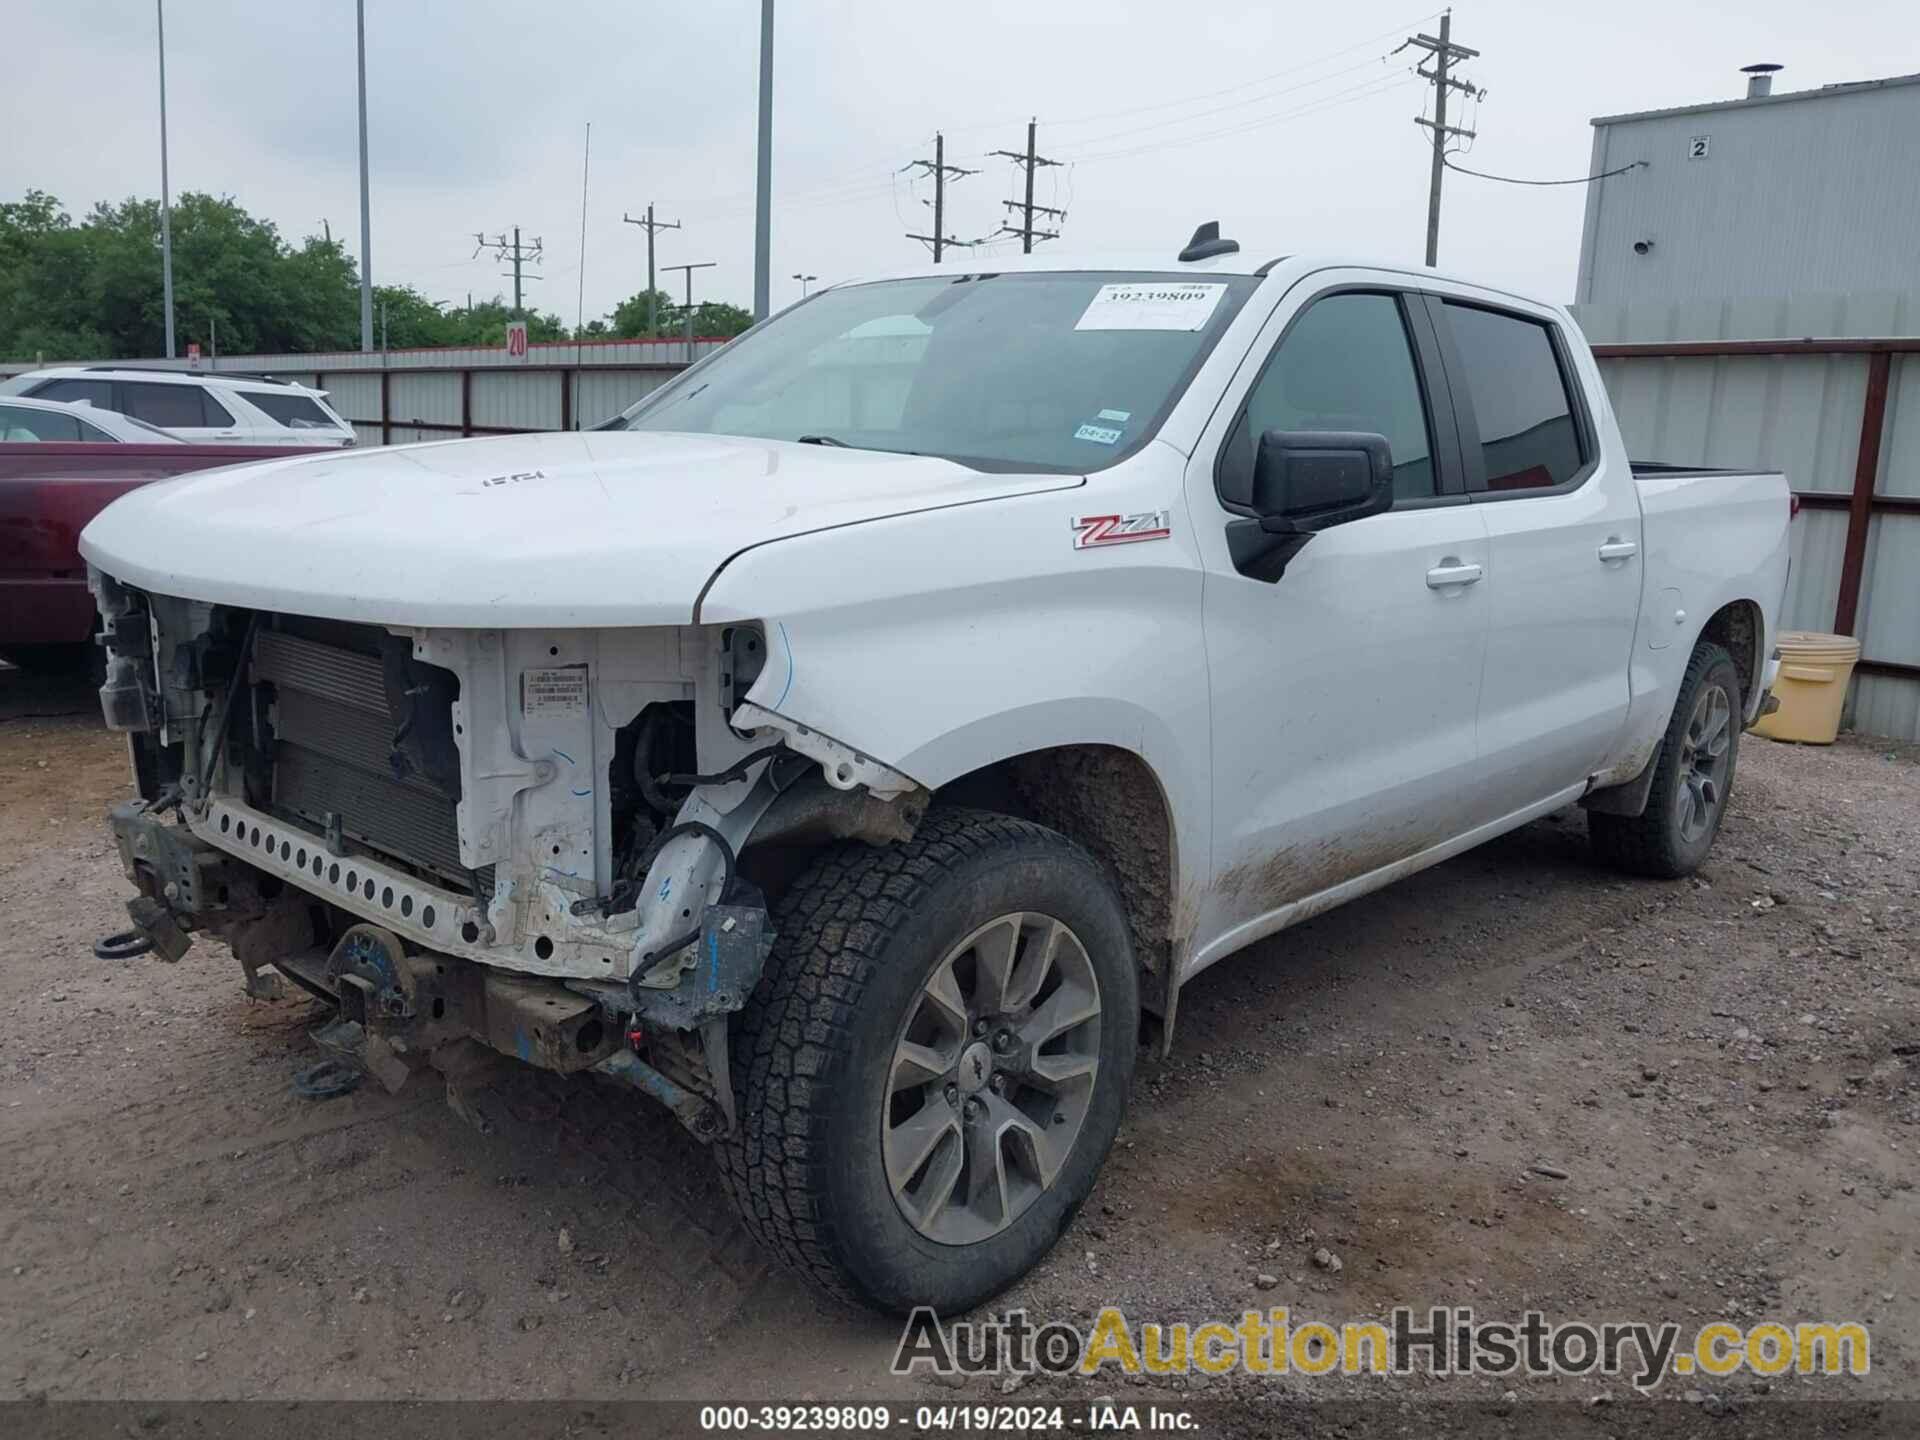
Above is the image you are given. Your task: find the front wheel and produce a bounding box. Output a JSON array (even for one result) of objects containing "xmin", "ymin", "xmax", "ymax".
[
  {"xmin": 1589, "ymin": 640, "xmax": 1741, "ymax": 878},
  {"xmin": 718, "ymin": 808, "xmax": 1138, "ymax": 1314}
]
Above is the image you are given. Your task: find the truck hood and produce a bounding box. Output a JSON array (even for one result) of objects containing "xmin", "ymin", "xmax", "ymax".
[{"xmin": 78, "ymin": 431, "xmax": 1081, "ymax": 627}]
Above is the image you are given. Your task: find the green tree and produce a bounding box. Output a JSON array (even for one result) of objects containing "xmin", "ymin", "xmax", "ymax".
[
  {"xmin": 609, "ymin": 288, "xmax": 677, "ymax": 338},
  {"xmin": 610, "ymin": 290, "xmax": 754, "ymax": 340},
  {"xmin": 0, "ymin": 191, "xmax": 108, "ymax": 359},
  {"xmin": 686, "ymin": 301, "xmax": 754, "ymax": 338},
  {"xmin": 0, "ymin": 188, "xmax": 725, "ymax": 361}
]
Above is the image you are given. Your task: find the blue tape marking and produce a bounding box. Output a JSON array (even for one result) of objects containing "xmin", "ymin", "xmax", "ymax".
[
  {"xmin": 570, "ymin": 787, "xmax": 591, "ymax": 797},
  {"xmin": 546, "ymin": 865, "xmax": 579, "ymax": 880},
  {"xmin": 553, "ymin": 748, "xmax": 577, "ymax": 765},
  {"xmin": 707, "ymin": 930, "xmax": 720, "ymax": 992},
  {"xmin": 774, "ymin": 621, "xmax": 795, "ymax": 709}
]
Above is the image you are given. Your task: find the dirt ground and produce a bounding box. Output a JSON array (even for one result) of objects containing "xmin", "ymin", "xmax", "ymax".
[{"xmin": 2, "ymin": 662, "xmax": 1916, "ymax": 1419}]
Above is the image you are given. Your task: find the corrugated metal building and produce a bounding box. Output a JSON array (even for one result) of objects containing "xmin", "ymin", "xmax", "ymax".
[
  {"xmin": 1570, "ymin": 67, "xmax": 1920, "ymax": 741},
  {"xmin": 1577, "ymin": 69, "xmax": 1920, "ymax": 306}
]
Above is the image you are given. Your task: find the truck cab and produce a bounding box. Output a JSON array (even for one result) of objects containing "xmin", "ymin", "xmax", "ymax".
[{"xmin": 78, "ymin": 230, "xmax": 1789, "ymax": 1315}]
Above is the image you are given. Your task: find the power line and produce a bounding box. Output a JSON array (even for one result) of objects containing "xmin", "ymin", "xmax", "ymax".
[
  {"xmin": 621, "ymin": 205, "xmax": 681, "ymax": 335},
  {"xmin": 1065, "ymin": 72, "xmax": 1417, "ymax": 165},
  {"xmin": 661, "ymin": 260, "xmax": 716, "ymax": 351},
  {"xmin": 1061, "ymin": 51, "xmax": 1398, "ymax": 152},
  {"xmin": 1401, "ymin": 9, "xmax": 1483, "ymax": 267},
  {"xmin": 1443, "ymin": 157, "xmax": 1648, "ymax": 186},
  {"xmin": 902, "ymin": 132, "xmax": 978, "ymax": 264},
  {"xmin": 989, "ymin": 120, "xmax": 1065, "ymax": 253},
  {"xmin": 937, "ymin": 10, "xmax": 1440, "ymax": 136},
  {"xmin": 474, "ymin": 228, "xmax": 544, "ymax": 316}
]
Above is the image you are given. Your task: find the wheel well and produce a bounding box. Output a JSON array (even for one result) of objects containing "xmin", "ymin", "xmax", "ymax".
[
  {"xmin": 933, "ymin": 745, "xmax": 1176, "ymax": 1004},
  {"xmin": 1700, "ymin": 600, "xmax": 1762, "ymax": 707}
]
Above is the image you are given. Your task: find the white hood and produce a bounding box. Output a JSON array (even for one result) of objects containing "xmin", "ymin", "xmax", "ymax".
[{"xmin": 79, "ymin": 431, "xmax": 1080, "ymax": 627}]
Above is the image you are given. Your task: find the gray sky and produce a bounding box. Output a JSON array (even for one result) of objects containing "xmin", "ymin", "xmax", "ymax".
[{"xmin": 7, "ymin": 0, "xmax": 1917, "ymax": 331}]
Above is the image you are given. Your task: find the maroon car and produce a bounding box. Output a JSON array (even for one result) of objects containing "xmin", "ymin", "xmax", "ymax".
[{"xmin": 0, "ymin": 441, "xmax": 310, "ymax": 670}]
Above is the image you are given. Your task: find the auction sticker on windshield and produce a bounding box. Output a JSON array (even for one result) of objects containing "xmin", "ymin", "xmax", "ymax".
[{"xmin": 1075, "ymin": 282, "xmax": 1226, "ymax": 332}]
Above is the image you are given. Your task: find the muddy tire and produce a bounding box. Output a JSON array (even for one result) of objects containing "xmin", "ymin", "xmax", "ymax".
[
  {"xmin": 1589, "ymin": 641, "xmax": 1741, "ymax": 879},
  {"xmin": 717, "ymin": 807, "xmax": 1137, "ymax": 1314}
]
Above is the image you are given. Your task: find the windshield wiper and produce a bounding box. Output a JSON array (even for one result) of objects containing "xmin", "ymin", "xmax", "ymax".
[{"xmin": 795, "ymin": 434, "xmax": 849, "ymax": 447}]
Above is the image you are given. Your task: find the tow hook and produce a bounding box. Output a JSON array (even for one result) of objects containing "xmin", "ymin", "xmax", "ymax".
[
  {"xmin": 93, "ymin": 930, "xmax": 155, "ymax": 961},
  {"xmin": 95, "ymin": 895, "xmax": 192, "ymax": 963}
]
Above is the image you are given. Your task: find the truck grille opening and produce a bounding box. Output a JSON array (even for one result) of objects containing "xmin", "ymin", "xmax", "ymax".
[{"xmin": 251, "ymin": 619, "xmax": 486, "ymax": 895}]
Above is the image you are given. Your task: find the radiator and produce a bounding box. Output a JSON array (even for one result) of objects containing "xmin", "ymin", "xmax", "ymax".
[{"xmin": 254, "ymin": 627, "xmax": 473, "ymax": 887}]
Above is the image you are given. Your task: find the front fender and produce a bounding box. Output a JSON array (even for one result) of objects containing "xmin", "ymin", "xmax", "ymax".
[{"xmin": 699, "ymin": 477, "xmax": 1212, "ymax": 905}]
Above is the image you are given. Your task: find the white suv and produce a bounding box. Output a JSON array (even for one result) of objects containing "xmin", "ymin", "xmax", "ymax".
[{"xmin": 0, "ymin": 368, "xmax": 354, "ymax": 447}]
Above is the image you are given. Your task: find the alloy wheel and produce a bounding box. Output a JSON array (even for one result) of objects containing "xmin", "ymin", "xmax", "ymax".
[
  {"xmin": 1676, "ymin": 682, "xmax": 1733, "ymax": 844},
  {"xmin": 882, "ymin": 912, "xmax": 1103, "ymax": 1246}
]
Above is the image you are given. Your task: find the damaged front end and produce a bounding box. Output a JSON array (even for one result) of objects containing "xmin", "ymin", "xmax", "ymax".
[{"xmin": 90, "ymin": 570, "xmax": 925, "ymax": 1136}]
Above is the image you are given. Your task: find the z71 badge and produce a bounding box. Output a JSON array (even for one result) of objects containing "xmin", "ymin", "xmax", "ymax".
[{"xmin": 1072, "ymin": 510, "xmax": 1173, "ymax": 549}]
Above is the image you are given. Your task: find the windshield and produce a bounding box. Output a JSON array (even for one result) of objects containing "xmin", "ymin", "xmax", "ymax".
[{"xmin": 611, "ymin": 271, "xmax": 1260, "ymax": 472}]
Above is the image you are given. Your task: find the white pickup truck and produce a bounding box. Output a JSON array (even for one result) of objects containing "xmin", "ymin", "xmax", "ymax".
[{"xmin": 79, "ymin": 229, "xmax": 1790, "ymax": 1315}]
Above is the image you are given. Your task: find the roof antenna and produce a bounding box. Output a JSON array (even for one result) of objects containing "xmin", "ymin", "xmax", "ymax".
[{"xmin": 1179, "ymin": 221, "xmax": 1239, "ymax": 263}]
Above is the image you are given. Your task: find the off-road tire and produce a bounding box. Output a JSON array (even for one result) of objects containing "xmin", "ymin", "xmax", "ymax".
[
  {"xmin": 717, "ymin": 807, "xmax": 1138, "ymax": 1314},
  {"xmin": 1589, "ymin": 641, "xmax": 1741, "ymax": 878}
]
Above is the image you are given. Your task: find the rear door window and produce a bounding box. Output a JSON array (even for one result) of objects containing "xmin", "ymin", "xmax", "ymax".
[
  {"xmin": 245, "ymin": 391, "xmax": 337, "ymax": 429},
  {"xmin": 1441, "ymin": 303, "xmax": 1586, "ymax": 493},
  {"xmin": 122, "ymin": 381, "xmax": 213, "ymax": 428},
  {"xmin": 30, "ymin": 378, "xmax": 115, "ymax": 408},
  {"xmin": 0, "ymin": 403, "xmax": 87, "ymax": 441}
]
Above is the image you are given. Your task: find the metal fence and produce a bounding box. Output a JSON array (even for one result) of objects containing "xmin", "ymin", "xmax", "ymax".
[
  {"xmin": 0, "ymin": 336, "xmax": 727, "ymax": 448},
  {"xmin": 1580, "ymin": 303, "xmax": 1920, "ymax": 741}
]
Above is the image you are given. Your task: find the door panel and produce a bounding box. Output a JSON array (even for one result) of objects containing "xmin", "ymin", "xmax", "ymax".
[
  {"xmin": 1202, "ymin": 504, "xmax": 1490, "ymax": 931},
  {"xmin": 1193, "ymin": 282, "xmax": 1489, "ymax": 954},
  {"xmin": 118, "ymin": 381, "xmax": 239, "ymax": 443},
  {"xmin": 1435, "ymin": 299, "xmax": 1641, "ymax": 816}
]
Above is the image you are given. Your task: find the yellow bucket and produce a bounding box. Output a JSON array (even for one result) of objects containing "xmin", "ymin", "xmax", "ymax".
[{"xmin": 1750, "ymin": 630, "xmax": 1861, "ymax": 744}]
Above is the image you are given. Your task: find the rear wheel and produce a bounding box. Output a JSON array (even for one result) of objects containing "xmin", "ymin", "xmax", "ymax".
[
  {"xmin": 718, "ymin": 808, "xmax": 1137, "ymax": 1314},
  {"xmin": 1589, "ymin": 641, "xmax": 1741, "ymax": 878}
]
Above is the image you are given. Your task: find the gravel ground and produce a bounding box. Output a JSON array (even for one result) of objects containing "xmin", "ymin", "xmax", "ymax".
[{"xmin": 2, "ymin": 663, "xmax": 1915, "ymax": 1421}]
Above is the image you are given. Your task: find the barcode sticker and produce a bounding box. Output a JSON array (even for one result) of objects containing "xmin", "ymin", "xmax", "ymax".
[
  {"xmin": 1075, "ymin": 282, "xmax": 1226, "ymax": 332},
  {"xmin": 523, "ymin": 667, "xmax": 588, "ymax": 717}
]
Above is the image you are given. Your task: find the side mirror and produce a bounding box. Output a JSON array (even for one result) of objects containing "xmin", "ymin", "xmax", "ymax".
[{"xmin": 1251, "ymin": 429, "xmax": 1395, "ymax": 532}]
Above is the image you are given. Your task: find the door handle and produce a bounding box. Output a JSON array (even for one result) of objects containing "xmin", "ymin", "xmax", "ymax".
[
  {"xmin": 1425, "ymin": 559, "xmax": 1483, "ymax": 589},
  {"xmin": 1598, "ymin": 538, "xmax": 1638, "ymax": 562}
]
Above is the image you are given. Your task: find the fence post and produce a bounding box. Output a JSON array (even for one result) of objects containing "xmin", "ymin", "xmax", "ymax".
[
  {"xmin": 379, "ymin": 367, "xmax": 391, "ymax": 448},
  {"xmin": 1834, "ymin": 349, "xmax": 1891, "ymax": 637}
]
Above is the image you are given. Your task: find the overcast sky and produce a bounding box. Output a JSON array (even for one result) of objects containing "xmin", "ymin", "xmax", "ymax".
[{"xmin": 7, "ymin": 0, "xmax": 1917, "ymax": 332}]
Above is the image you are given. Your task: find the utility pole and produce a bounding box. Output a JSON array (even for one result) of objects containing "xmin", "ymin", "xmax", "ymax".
[
  {"xmin": 475, "ymin": 229, "xmax": 544, "ymax": 315},
  {"xmin": 661, "ymin": 261, "xmax": 716, "ymax": 356},
  {"xmin": 990, "ymin": 119, "xmax": 1065, "ymax": 253},
  {"xmin": 155, "ymin": 0, "xmax": 175, "ymax": 358},
  {"xmin": 622, "ymin": 206, "xmax": 681, "ymax": 334},
  {"xmin": 355, "ymin": 0, "xmax": 374, "ymax": 351},
  {"xmin": 1406, "ymin": 10, "xmax": 1480, "ymax": 267},
  {"xmin": 753, "ymin": 0, "xmax": 774, "ymax": 321},
  {"xmin": 903, "ymin": 133, "xmax": 978, "ymax": 263}
]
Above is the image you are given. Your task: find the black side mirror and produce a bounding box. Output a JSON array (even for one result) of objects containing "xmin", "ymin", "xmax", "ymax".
[
  {"xmin": 1226, "ymin": 429, "xmax": 1396, "ymax": 582},
  {"xmin": 1251, "ymin": 429, "xmax": 1395, "ymax": 532}
]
